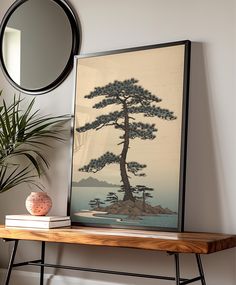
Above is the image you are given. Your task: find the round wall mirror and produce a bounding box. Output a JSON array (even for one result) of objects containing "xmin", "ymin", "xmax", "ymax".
[{"xmin": 0, "ymin": 0, "xmax": 80, "ymax": 95}]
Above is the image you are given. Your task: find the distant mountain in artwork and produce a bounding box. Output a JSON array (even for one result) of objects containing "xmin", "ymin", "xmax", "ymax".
[{"xmin": 72, "ymin": 177, "xmax": 120, "ymax": 188}]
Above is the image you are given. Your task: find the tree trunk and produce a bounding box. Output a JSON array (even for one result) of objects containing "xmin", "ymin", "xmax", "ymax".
[
  {"xmin": 120, "ymin": 103, "xmax": 135, "ymax": 202},
  {"xmin": 142, "ymin": 192, "xmax": 145, "ymax": 211}
]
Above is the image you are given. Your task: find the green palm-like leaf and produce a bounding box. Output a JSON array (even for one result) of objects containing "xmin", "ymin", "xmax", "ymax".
[
  {"xmin": 0, "ymin": 164, "xmax": 38, "ymax": 193},
  {"xmin": 0, "ymin": 92, "xmax": 69, "ymax": 192}
]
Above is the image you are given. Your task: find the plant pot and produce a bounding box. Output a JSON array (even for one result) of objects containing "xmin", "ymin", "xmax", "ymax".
[{"xmin": 25, "ymin": 192, "xmax": 52, "ymax": 216}]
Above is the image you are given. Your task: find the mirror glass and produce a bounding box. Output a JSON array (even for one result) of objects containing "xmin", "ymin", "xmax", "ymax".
[{"xmin": 0, "ymin": 0, "xmax": 80, "ymax": 94}]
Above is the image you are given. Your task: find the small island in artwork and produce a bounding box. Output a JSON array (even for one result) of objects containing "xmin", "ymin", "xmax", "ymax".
[
  {"xmin": 72, "ymin": 78, "xmax": 178, "ymax": 227},
  {"xmin": 89, "ymin": 196, "xmax": 176, "ymax": 220},
  {"xmin": 73, "ymin": 177, "xmax": 176, "ymax": 221}
]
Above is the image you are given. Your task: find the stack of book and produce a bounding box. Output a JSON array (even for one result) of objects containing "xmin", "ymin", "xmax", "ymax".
[{"xmin": 5, "ymin": 215, "xmax": 71, "ymax": 229}]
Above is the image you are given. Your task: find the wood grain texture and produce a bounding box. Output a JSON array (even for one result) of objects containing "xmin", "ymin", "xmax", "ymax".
[{"xmin": 0, "ymin": 225, "xmax": 236, "ymax": 254}]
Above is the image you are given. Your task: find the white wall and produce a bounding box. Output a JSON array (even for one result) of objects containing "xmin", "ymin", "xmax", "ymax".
[{"xmin": 0, "ymin": 0, "xmax": 236, "ymax": 285}]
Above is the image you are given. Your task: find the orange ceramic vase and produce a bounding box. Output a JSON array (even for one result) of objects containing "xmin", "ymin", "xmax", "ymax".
[{"xmin": 25, "ymin": 192, "xmax": 52, "ymax": 216}]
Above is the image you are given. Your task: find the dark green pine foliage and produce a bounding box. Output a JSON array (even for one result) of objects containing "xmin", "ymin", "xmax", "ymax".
[
  {"xmin": 105, "ymin": 192, "xmax": 119, "ymax": 204},
  {"xmin": 78, "ymin": 78, "xmax": 176, "ymax": 202},
  {"xmin": 89, "ymin": 198, "xmax": 105, "ymax": 209},
  {"xmin": 135, "ymin": 185, "xmax": 154, "ymax": 211}
]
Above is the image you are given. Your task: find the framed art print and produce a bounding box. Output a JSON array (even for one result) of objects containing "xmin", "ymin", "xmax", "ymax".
[{"xmin": 69, "ymin": 40, "xmax": 191, "ymax": 231}]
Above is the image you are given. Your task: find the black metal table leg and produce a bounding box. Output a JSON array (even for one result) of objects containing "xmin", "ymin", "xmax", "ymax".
[
  {"xmin": 1, "ymin": 239, "xmax": 208, "ymax": 285},
  {"xmin": 40, "ymin": 242, "xmax": 45, "ymax": 285},
  {"xmin": 196, "ymin": 254, "xmax": 206, "ymax": 285},
  {"xmin": 174, "ymin": 253, "xmax": 181, "ymax": 285},
  {"xmin": 3, "ymin": 240, "xmax": 19, "ymax": 285}
]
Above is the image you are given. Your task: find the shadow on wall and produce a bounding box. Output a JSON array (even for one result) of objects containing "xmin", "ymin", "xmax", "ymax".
[
  {"xmin": 184, "ymin": 42, "xmax": 236, "ymax": 285},
  {"xmin": 45, "ymin": 245, "xmax": 183, "ymax": 285},
  {"xmin": 184, "ymin": 42, "xmax": 223, "ymax": 232}
]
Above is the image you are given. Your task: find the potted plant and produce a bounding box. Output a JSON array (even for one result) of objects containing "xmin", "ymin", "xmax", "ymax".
[{"xmin": 0, "ymin": 91, "xmax": 68, "ymax": 214}]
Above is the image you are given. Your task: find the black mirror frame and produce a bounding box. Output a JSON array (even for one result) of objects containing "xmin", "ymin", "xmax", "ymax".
[{"xmin": 0, "ymin": 0, "xmax": 81, "ymax": 95}]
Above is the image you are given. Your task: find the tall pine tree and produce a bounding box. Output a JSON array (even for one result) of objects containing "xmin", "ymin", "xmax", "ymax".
[{"xmin": 77, "ymin": 78, "xmax": 176, "ymax": 202}]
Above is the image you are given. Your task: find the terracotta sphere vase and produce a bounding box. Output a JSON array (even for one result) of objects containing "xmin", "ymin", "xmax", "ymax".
[{"xmin": 25, "ymin": 192, "xmax": 52, "ymax": 216}]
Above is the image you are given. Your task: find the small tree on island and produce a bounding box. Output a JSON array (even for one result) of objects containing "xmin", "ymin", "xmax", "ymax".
[
  {"xmin": 89, "ymin": 198, "xmax": 105, "ymax": 209},
  {"xmin": 135, "ymin": 185, "xmax": 154, "ymax": 211},
  {"xmin": 117, "ymin": 184, "xmax": 136, "ymax": 198},
  {"xmin": 105, "ymin": 192, "xmax": 119, "ymax": 204},
  {"xmin": 78, "ymin": 78, "xmax": 176, "ymax": 202}
]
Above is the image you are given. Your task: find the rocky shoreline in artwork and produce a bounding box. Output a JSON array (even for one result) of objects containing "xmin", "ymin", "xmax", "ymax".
[{"xmin": 91, "ymin": 200, "xmax": 176, "ymax": 220}]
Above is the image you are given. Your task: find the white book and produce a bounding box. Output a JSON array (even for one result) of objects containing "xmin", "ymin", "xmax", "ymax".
[
  {"xmin": 5, "ymin": 219, "xmax": 71, "ymax": 229},
  {"xmin": 6, "ymin": 215, "xmax": 70, "ymax": 222}
]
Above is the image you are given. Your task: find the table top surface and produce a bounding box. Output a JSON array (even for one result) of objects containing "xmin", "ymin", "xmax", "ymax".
[{"xmin": 0, "ymin": 225, "xmax": 236, "ymax": 254}]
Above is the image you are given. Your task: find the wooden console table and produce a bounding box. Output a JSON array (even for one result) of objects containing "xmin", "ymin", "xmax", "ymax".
[{"xmin": 0, "ymin": 225, "xmax": 236, "ymax": 285}]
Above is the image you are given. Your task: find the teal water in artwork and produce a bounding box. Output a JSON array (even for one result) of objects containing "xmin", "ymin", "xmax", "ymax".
[
  {"xmin": 71, "ymin": 186, "xmax": 178, "ymax": 228},
  {"xmin": 72, "ymin": 212, "xmax": 178, "ymax": 228}
]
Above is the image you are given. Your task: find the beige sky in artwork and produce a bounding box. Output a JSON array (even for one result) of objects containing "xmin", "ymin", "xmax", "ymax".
[{"xmin": 72, "ymin": 44, "xmax": 185, "ymax": 210}]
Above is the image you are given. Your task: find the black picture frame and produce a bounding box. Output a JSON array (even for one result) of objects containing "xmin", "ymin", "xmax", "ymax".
[
  {"xmin": 0, "ymin": 0, "xmax": 81, "ymax": 95},
  {"xmin": 68, "ymin": 40, "xmax": 191, "ymax": 232}
]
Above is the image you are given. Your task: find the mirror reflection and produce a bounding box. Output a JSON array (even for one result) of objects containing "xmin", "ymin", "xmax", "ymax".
[{"xmin": 1, "ymin": 0, "xmax": 79, "ymax": 93}]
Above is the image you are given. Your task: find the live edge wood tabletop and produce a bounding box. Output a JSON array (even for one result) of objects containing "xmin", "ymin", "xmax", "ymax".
[
  {"xmin": 0, "ymin": 225, "xmax": 236, "ymax": 254},
  {"xmin": 1, "ymin": 225, "xmax": 236, "ymax": 285}
]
